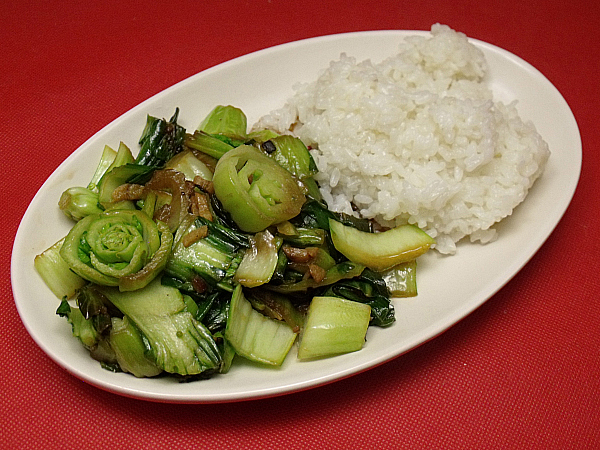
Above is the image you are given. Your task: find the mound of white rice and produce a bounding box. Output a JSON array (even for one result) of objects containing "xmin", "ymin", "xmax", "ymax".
[{"xmin": 256, "ymin": 24, "xmax": 550, "ymax": 254}]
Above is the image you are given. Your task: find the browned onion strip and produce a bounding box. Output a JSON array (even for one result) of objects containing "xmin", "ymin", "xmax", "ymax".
[
  {"xmin": 282, "ymin": 245, "xmax": 319, "ymax": 263},
  {"xmin": 308, "ymin": 264, "xmax": 327, "ymax": 283},
  {"xmin": 192, "ymin": 192, "xmax": 213, "ymax": 221},
  {"xmin": 193, "ymin": 175, "xmax": 215, "ymax": 195},
  {"xmin": 144, "ymin": 169, "xmax": 191, "ymax": 232},
  {"xmin": 182, "ymin": 225, "xmax": 208, "ymax": 247},
  {"xmin": 111, "ymin": 183, "xmax": 146, "ymax": 202}
]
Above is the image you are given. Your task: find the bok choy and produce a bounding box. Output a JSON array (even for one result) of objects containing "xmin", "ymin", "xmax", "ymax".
[{"xmin": 35, "ymin": 105, "xmax": 434, "ymax": 382}]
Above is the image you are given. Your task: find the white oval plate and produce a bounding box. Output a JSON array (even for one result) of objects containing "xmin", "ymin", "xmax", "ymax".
[{"xmin": 12, "ymin": 30, "xmax": 581, "ymax": 403}]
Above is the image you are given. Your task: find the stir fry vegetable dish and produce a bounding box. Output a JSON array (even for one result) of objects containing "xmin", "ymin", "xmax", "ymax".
[{"xmin": 34, "ymin": 106, "xmax": 435, "ymax": 380}]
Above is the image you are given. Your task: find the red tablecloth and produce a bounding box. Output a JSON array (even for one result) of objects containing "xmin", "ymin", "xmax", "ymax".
[{"xmin": 3, "ymin": 1, "xmax": 599, "ymax": 448}]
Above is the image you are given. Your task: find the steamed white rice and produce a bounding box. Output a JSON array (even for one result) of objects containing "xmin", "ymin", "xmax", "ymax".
[{"xmin": 255, "ymin": 24, "xmax": 550, "ymax": 254}]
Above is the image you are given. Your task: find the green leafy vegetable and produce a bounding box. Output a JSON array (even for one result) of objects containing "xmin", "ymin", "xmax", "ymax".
[
  {"xmin": 197, "ymin": 105, "xmax": 248, "ymax": 139},
  {"xmin": 75, "ymin": 283, "xmax": 119, "ymax": 336},
  {"xmin": 246, "ymin": 289, "xmax": 305, "ymax": 333},
  {"xmin": 135, "ymin": 108, "xmax": 186, "ymax": 167},
  {"xmin": 381, "ymin": 260, "xmax": 418, "ymax": 297},
  {"xmin": 293, "ymin": 199, "xmax": 372, "ymax": 232},
  {"xmin": 225, "ymin": 285, "xmax": 296, "ymax": 366},
  {"xmin": 263, "ymin": 135, "xmax": 317, "ymax": 181},
  {"xmin": 164, "ymin": 216, "xmax": 248, "ymax": 290},
  {"xmin": 34, "ymin": 238, "xmax": 87, "ymax": 299},
  {"xmin": 277, "ymin": 226, "xmax": 327, "ymax": 247},
  {"xmin": 110, "ymin": 316, "xmax": 162, "ymax": 378},
  {"xmin": 165, "ymin": 149, "xmax": 213, "ymax": 181},
  {"xmin": 329, "ymin": 218, "xmax": 434, "ymax": 271},
  {"xmin": 59, "ymin": 210, "xmax": 172, "ymax": 291},
  {"xmin": 59, "ymin": 187, "xmax": 104, "ymax": 221},
  {"xmin": 56, "ymin": 300, "xmax": 100, "ymax": 349},
  {"xmin": 88, "ymin": 144, "xmax": 118, "ymax": 192},
  {"xmin": 234, "ymin": 230, "xmax": 282, "ymax": 288},
  {"xmin": 37, "ymin": 104, "xmax": 435, "ymax": 381},
  {"xmin": 185, "ymin": 131, "xmax": 235, "ymax": 159},
  {"xmin": 320, "ymin": 269, "xmax": 395, "ymax": 327},
  {"xmin": 212, "ymin": 145, "xmax": 306, "ymax": 232},
  {"xmin": 297, "ymin": 296, "xmax": 371, "ymax": 360},
  {"xmin": 195, "ymin": 215, "xmax": 250, "ymax": 253},
  {"xmin": 97, "ymin": 278, "xmax": 222, "ymax": 376},
  {"xmin": 97, "ymin": 164, "xmax": 155, "ymax": 207},
  {"xmin": 267, "ymin": 261, "xmax": 365, "ymax": 293}
]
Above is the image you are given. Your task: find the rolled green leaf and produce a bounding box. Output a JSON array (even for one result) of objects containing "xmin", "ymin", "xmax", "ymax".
[
  {"xmin": 119, "ymin": 221, "xmax": 173, "ymax": 292},
  {"xmin": 212, "ymin": 145, "xmax": 306, "ymax": 232},
  {"xmin": 59, "ymin": 209, "xmax": 172, "ymax": 291}
]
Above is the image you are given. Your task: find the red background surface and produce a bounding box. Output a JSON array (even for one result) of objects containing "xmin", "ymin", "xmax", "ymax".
[{"xmin": 2, "ymin": 1, "xmax": 599, "ymax": 448}]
